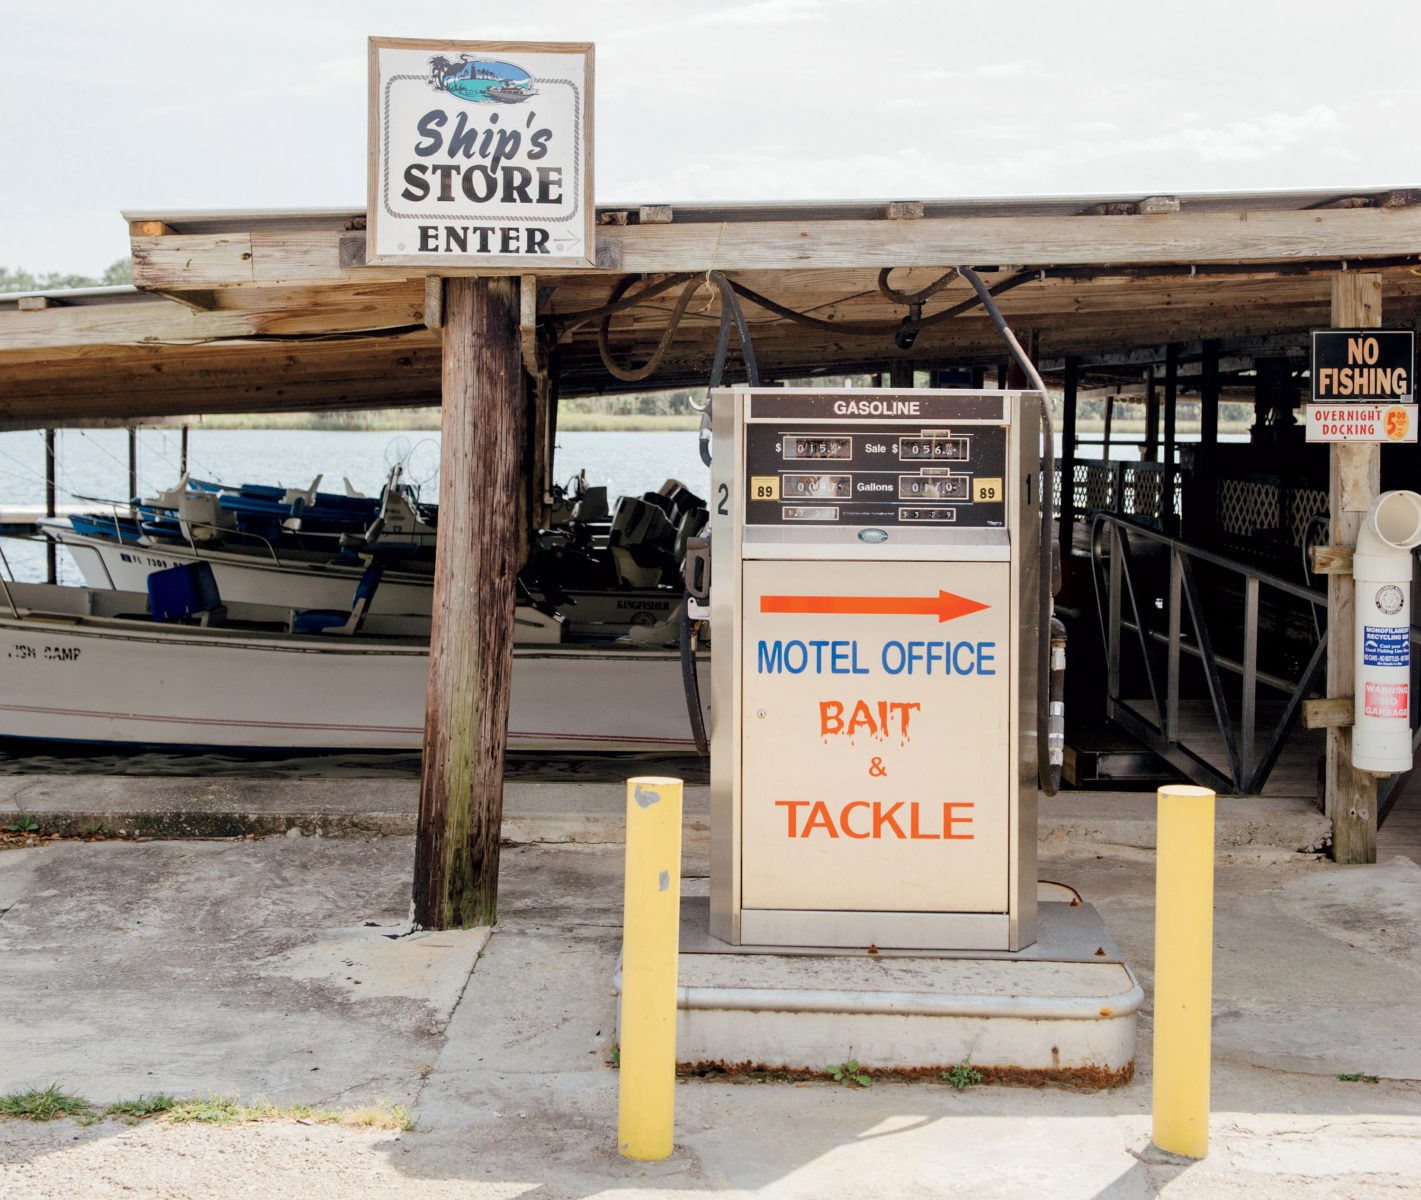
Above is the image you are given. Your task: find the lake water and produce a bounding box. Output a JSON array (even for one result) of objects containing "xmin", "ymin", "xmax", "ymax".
[{"xmin": 0, "ymin": 427, "xmax": 713, "ymax": 584}]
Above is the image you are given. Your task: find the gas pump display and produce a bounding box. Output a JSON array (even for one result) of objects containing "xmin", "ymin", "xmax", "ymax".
[{"xmin": 708, "ymin": 388, "xmax": 1043, "ymax": 951}]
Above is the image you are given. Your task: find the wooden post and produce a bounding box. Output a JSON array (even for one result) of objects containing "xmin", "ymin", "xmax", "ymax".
[
  {"xmin": 413, "ymin": 277, "xmax": 524, "ymax": 928},
  {"xmin": 1327, "ymin": 272, "xmax": 1382, "ymax": 864},
  {"xmin": 1004, "ymin": 330, "xmax": 1039, "ymax": 391},
  {"xmin": 1143, "ymin": 365, "xmax": 1159, "ymax": 462},
  {"xmin": 1199, "ymin": 340, "xmax": 1220, "ymax": 469},
  {"xmin": 889, "ymin": 360, "xmax": 913, "ymax": 389},
  {"xmin": 44, "ymin": 429, "xmax": 56, "ymax": 585}
]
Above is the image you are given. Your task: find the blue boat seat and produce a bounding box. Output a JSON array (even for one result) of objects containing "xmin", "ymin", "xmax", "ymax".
[
  {"xmin": 289, "ymin": 563, "xmax": 385, "ymax": 636},
  {"xmin": 148, "ymin": 562, "xmax": 227, "ymax": 627}
]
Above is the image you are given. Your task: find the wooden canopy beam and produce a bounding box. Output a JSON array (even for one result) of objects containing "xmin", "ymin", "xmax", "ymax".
[{"xmin": 129, "ymin": 206, "xmax": 1421, "ymax": 293}]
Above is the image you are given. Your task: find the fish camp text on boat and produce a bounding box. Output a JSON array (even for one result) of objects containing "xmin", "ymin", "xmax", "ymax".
[{"xmin": 367, "ymin": 38, "xmax": 595, "ymax": 269}]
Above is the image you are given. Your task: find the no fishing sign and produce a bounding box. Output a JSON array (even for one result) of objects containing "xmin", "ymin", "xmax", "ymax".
[{"xmin": 367, "ymin": 38, "xmax": 595, "ymax": 268}]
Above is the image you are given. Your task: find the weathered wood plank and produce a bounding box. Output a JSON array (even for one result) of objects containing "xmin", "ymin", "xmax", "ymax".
[
  {"xmin": 423, "ymin": 276, "xmax": 443, "ymax": 331},
  {"xmin": 128, "ymin": 220, "xmax": 175, "ymax": 238},
  {"xmin": 413, "ymin": 276, "xmax": 522, "ymax": 930},
  {"xmin": 0, "ymin": 284, "xmax": 425, "ymax": 351},
  {"xmin": 1327, "ymin": 271, "xmax": 1382, "ymax": 865},
  {"xmin": 1304, "ymin": 697, "xmax": 1354, "ymax": 729},
  {"xmin": 1310, "ymin": 545, "xmax": 1354, "ymax": 575},
  {"xmin": 130, "ymin": 233, "xmax": 255, "ymax": 287},
  {"xmin": 127, "ymin": 207, "xmax": 1421, "ymax": 290}
]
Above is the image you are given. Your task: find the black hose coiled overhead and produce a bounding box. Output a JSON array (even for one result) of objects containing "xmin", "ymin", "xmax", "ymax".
[
  {"xmin": 681, "ymin": 272, "xmax": 759, "ymax": 755},
  {"xmin": 956, "ymin": 267, "xmax": 1059, "ymax": 796}
]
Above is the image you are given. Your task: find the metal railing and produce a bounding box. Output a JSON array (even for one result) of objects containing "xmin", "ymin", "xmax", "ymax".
[{"xmin": 1090, "ymin": 513, "xmax": 1328, "ymax": 795}]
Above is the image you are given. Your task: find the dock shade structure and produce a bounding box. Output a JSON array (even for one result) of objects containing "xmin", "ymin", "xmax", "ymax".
[{"xmin": 4, "ymin": 187, "xmax": 1421, "ymax": 915}]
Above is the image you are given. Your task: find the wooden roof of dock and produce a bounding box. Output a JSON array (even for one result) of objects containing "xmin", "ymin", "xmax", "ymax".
[{"xmin": 3, "ymin": 186, "xmax": 1421, "ymax": 427}]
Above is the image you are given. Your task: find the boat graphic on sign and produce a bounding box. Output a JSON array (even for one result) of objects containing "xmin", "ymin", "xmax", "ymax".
[{"xmin": 428, "ymin": 54, "xmax": 537, "ymax": 103}]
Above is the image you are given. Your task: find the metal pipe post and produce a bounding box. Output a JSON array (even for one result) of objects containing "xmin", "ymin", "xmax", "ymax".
[
  {"xmin": 44, "ymin": 429, "xmax": 56, "ymax": 584},
  {"xmin": 1060, "ymin": 357, "xmax": 1079, "ymax": 534},
  {"xmin": 1152, "ymin": 784, "xmax": 1216, "ymax": 1159},
  {"xmin": 618, "ymin": 776, "xmax": 684, "ymax": 1161}
]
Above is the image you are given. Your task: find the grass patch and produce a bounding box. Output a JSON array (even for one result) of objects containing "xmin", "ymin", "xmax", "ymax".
[
  {"xmin": 829, "ymin": 1061, "xmax": 872, "ymax": 1088},
  {"xmin": 943, "ymin": 1055, "xmax": 984, "ymax": 1091},
  {"xmin": 2, "ymin": 815, "xmax": 40, "ymax": 834},
  {"xmin": 105, "ymin": 1094, "xmax": 178, "ymax": 1119},
  {"xmin": 0, "ymin": 1086, "xmax": 410, "ymax": 1130},
  {"xmin": 164, "ymin": 1093, "xmax": 412, "ymax": 1130},
  {"xmin": 1337, "ymin": 1072, "xmax": 1381, "ymax": 1084},
  {"xmin": 0, "ymin": 1084, "xmax": 92, "ymax": 1121},
  {"xmin": 344, "ymin": 1103, "xmax": 414, "ymax": 1131}
]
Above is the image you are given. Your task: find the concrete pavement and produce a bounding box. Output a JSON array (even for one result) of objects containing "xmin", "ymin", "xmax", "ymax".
[{"xmin": 1, "ymin": 780, "xmax": 1420, "ymax": 1198}]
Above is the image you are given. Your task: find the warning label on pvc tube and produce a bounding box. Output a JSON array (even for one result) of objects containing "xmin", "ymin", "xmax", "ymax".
[
  {"xmin": 1362, "ymin": 626, "xmax": 1409, "ymax": 668},
  {"xmin": 1364, "ymin": 681, "xmax": 1409, "ymax": 718}
]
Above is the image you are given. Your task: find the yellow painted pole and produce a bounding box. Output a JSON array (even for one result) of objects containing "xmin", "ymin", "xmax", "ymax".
[
  {"xmin": 617, "ymin": 776, "xmax": 683, "ymax": 1161},
  {"xmin": 1152, "ymin": 784, "xmax": 1216, "ymax": 1159}
]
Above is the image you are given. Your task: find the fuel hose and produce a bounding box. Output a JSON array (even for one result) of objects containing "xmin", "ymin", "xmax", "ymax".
[
  {"xmin": 956, "ymin": 267, "xmax": 1060, "ymax": 795},
  {"xmin": 680, "ymin": 272, "xmax": 759, "ymax": 755}
]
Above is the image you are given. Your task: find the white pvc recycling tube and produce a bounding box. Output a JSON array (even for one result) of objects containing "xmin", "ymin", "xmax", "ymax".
[{"xmin": 1353, "ymin": 490, "xmax": 1421, "ymax": 773}]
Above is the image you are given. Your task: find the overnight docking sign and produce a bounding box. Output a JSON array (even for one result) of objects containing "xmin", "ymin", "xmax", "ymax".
[
  {"xmin": 367, "ymin": 38, "xmax": 594, "ymax": 268},
  {"xmin": 1306, "ymin": 329, "xmax": 1416, "ymax": 443}
]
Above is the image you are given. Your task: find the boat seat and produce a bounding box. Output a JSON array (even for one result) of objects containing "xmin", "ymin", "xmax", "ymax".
[
  {"xmin": 571, "ymin": 486, "xmax": 609, "ymax": 524},
  {"xmin": 607, "ymin": 496, "xmax": 677, "ymax": 588},
  {"xmin": 289, "ymin": 563, "xmax": 385, "ymax": 636},
  {"xmin": 176, "ymin": 490, "xmax": 237, "ymax": 544},
  {"xmin": 673, "ymin": 506, "xmax": 709, "ymax": 567},
  {"xmin": 147, "ymin": 562, "xmax": 227, "ymax": 627},
  {"xmin": 655, "ymin": 479, "xmax": 707, "ymax": 523}
]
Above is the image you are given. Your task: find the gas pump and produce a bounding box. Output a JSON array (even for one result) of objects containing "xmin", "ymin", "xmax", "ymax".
[{"xmin": 701, "ymin": 386, "xmax": 1047, "ymax": 952}]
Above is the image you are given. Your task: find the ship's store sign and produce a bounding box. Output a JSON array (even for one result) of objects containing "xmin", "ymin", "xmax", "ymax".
[
  {"xmin": 1311, "ymin": 330, "xmax": 1415, "ymax": 402},
  {"xmin": 368, "ymin": 39, "xmax": 594, "ymax": 268}
]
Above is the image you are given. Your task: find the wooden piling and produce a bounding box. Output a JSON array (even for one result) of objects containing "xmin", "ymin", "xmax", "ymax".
[
  {"xmin": 1327, "ymin": 272, "xmax": 1381, "ymax": 864},
  {"xmin": 413, "ymin": 276, "xmax": 524, "ymax": 928}
]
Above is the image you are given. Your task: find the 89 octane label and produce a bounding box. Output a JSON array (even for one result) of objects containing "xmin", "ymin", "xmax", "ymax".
[{"xmin": 749, "ymin": 476, "xmax": 780, "ymax": 501}]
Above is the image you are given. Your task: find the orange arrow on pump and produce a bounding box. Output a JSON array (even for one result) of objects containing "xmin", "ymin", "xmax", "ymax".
[{"xmin": 759, "ymin": 590, "xmax": 990, "ymax": 623}]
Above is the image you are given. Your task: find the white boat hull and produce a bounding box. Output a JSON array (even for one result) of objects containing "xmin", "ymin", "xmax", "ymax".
[
  {"xmin": 48, "ymin": 526, "xmax": 435, "ymax": 615},
  {"xmin": 45, "ymin": 525, "xmax": 684, "ymax": 640},
  {"xmin": 0, "ymin": 586, "xmax": 707, "ymax": 753}
]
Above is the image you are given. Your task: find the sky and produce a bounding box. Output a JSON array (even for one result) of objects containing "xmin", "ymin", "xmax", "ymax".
[{"xmin": 2, "ymin": 0, "xmax": 1418, "ymax": 277}]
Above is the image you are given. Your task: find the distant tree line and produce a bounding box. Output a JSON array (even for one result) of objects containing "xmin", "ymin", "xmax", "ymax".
[
  {"xmin": 560, "ymin": 389, "xmax": 704, "ymax": 416},
  {"xmin": 0, "ymin": 258, "xmax": 132, "ymax": 294}
]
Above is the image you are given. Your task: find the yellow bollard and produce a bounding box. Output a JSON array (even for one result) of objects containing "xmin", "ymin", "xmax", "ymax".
[
  {"xmin": 617, "ymin": 776, "xmax": 684, "ymax": 1161},
  {"xmin": 1152, "ymin": 784, "xmax": 1216, "ymax": 1159}
]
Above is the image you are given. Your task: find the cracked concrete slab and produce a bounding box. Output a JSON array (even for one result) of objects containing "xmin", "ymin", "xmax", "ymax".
[{"xmin": 0, "ymin": 837, "xmax": 482, "ymax": 1106}]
